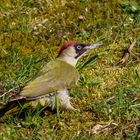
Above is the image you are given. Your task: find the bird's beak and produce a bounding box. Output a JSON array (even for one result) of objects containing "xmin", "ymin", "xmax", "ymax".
[{"xmin": 85, "ymin": 43, "xmax": 104, "ymax": 49}]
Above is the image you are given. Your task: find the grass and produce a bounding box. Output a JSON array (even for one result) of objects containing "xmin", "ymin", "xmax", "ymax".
[{"xmin": 0, "ymin": 0, "xmax": 140, "ymax": 139}]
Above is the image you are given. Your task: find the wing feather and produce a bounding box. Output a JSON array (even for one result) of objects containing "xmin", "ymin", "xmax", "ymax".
[{"xmin": 20, "ymin": 59, "xmax": 79, "ymax": 98}]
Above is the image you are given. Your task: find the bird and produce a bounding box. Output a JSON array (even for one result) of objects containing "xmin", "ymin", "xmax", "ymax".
[{"xmin": 0, "ymin": 41, "xmax": 103, "ymax": 117}]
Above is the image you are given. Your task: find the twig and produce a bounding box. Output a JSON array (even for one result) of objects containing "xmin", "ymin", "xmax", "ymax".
[
  {"xmin": 0, "ymin": 58, "xmax": 44, "ymax": 99},
  {"xmin": 0, "ymin": 78, "xmax": 31, "ymax": 98},
  {"xmin": 0, "ymin": 87, "xmax": 19, "ymax": 98},
  {"xmin": 118, "ymin": 39, "xmax": 137, "ymax": 64}
]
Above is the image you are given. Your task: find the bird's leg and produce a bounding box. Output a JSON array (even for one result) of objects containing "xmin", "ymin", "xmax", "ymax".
[
  {"xmin": 36, "ymin": 89, "xmax": 75, "ymax": 111},
  {"xmin": 55, "ymin": 88, "xmax": 75, "ymax": 111}
]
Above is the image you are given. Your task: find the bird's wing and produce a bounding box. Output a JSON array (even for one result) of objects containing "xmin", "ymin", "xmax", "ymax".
[{"xmin": 20, "ymin": 59, "xmax": 79, "ymax": 98}]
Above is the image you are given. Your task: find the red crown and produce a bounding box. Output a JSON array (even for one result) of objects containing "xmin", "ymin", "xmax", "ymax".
[{"xmin": 58, "ymin": 41, "xmax": 79, "ymax": 56}]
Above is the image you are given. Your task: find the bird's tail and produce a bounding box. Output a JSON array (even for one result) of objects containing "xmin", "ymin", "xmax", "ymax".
[
  {"xmin": 0, "ymin": 83, "xmax": 31, "ymax": 119},
  {"xmin": 0, "ymin": 98, "xmax": 26, "ymax": 118},
  {"xmin": 0, "ymin": 95, "xmax": 46, "ymax": 119}
]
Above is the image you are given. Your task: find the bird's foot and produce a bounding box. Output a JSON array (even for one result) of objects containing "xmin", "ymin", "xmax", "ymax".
[{"xmin": 62, "ymin": 103, "xmax": 80, "ymax": 112}]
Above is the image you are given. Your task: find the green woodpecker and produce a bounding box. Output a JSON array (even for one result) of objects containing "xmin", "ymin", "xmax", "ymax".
[{"xmin": 0, "ymin": 41, "xmax": 103, "ymax": 116}]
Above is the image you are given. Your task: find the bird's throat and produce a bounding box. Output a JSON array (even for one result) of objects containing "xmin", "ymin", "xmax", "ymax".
[{"xmin": 58, "ymin": 54, "xmax": 78, "ymax": 67}]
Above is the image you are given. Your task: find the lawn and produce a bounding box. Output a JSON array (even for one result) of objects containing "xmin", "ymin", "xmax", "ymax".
[{"xmin": 0, "ymin": 0, "xmax": 140, "ymax": 139}]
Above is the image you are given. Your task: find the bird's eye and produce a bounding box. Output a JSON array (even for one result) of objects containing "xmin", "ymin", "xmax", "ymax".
[{"xmin": 76, "ymin": 46, "xmax": 82, "ymax": 50}]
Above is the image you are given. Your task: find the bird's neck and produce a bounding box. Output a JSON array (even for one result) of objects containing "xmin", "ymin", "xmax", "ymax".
[{"xmin": 57, "ymin": 53, "xmax": 78, "ymax": 67}]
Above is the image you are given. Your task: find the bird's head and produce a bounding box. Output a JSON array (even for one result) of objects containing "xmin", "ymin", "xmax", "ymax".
[{"xmin": 58, "ymin": 41, "xmax": 103, "ymax": 66}]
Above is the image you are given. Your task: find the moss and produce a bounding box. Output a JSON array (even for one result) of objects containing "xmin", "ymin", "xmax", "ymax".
[{"xmin": 0, "ymin": 0, "xmax": 140, "ymax": 139}]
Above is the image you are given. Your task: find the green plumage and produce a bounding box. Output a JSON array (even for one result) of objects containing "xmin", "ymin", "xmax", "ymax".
[
  {"xmin": 0, "ymin": 41, "xmax": 103, "ymax": 118},
  {"xmin": 0, "ymin": 59, "xmax": 79, "ymax": 117},
  {"xmin": 21, "ymin": 59, "xmax": 79, "ymax": 98}
]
